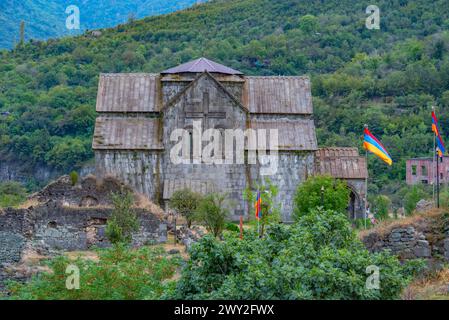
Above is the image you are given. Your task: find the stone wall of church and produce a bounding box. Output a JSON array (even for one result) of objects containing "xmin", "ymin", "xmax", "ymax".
[
  {"xmin": 249, "ymin": 152, "xmax": 315, "ymax": 222},
  {"xmin": 95, "ymin": 150, "xmax": 162, "ymax": 200},
  {"xmin": 161, "ymin": 75, "xmax": 249, "ymax": 218}
]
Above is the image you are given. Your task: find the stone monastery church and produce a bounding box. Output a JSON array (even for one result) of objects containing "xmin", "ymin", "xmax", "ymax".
[{"xmin": 92, "ymin": 57, "xmax": 367, "ymax": 222}]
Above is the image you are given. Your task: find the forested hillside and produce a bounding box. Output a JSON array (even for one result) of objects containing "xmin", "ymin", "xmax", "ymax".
[
  {"xmin": 0, "ymin": 0, "xmax": 201, "ymax": 49},
  {"xmin": 1, "ymin": 0, "xmax": 449, "ymax": 197}
]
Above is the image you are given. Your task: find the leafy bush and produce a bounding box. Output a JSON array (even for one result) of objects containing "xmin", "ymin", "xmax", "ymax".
[
  {"xmin": 105, "ymin": 191, "xmax": 139, "ymax": 245},
  {"xmin": 7, "ymin": 245, "xmax": 181, "ymax": 300},
  {"xmin": 195, "ymin": 193, "xmax": 229, "ymax": 238},
  {"xmin": 224, "ymin": 222, "xmax": 240, "ymax": 233},
  {"xmin": 169, "ymin": 188, "xmax": 202, "ymax": 228},
  {"xmin": 293, "ymin": 175, "xmax": 349, "ymax": 219},
  {"xmin": 0, "ymin": 181, "xmax": 27, "ymax": 208},
  {"xmin": 174, "ymin": 208, "xmax": 421, "ymax": 300},
  {"xmin": 69, "ymin": 171, "xmax": 78, "ymax": 186}
]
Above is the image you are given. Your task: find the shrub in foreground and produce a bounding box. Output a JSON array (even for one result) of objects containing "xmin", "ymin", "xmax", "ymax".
[
  {"xmin": 174, "ymin": 208, "xmax": 424, "ymax": 300},
  {"xmin": 7, "ymin": 245, "xmax": 181, "ymax": 300}
]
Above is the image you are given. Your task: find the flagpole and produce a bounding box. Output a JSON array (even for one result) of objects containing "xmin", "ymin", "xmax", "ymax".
[
  {"xmin": 433, "ymin": 106, "xmax": 436, "ymax": 207},
  {"xmin": 432, "ymin": 134, "xmax": 438, "ymax": 205},
  {"xmin": 364, "ymin": 124, "xmax": 368, "ymax": 230},
  {"xmin": 437, "ymin": 149, "xmax": 440, "ymax": 208}
]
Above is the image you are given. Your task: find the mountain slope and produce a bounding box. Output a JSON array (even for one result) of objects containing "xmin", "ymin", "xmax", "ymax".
[
  {"xmin": 0, "ymin": 0, "xmax": 202, "ymax": 49},
  {"xmin": 1, "ymin": 0, "xmax": 449, "ymax": 197}
]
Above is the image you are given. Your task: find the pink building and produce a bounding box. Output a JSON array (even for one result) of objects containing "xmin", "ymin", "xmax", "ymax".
[{"xmin": 406, "ymin": 156, "xmax": 449, "ymax": 185}]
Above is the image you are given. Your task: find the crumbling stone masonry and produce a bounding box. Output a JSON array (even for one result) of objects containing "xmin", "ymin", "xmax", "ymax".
[
  {"xmin": 0, "ymin": 175, "xmax": 167, "ymax": 266},
  {"xmin": 361, "ymin": 211, "xmax": 449, "ymax": 264}
]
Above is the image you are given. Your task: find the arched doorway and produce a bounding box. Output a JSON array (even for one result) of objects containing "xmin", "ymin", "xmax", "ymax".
[
  {"xmin": 345, "ymin": 184, "xmax": 361, "ymax": 220},
  {"xmin": 347, "ymin": 191, "xmax": 356, "ymax": 220}
]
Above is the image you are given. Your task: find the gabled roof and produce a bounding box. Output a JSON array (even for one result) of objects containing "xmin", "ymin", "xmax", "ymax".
[
  {"xmin": 92, "ymin": 117, "xmax": 163, "ymax": 150},
  {"xmin": 315, "ymin": 147, "xmax": 367, "ymax": 179},
  {"xmin": 96, "ymin": 73, "xmax": 161, "ymax": 113},
  {"xmin": 243, "ymin": 76, "xmax": 313, "ymax": 114},
  {"xmin": 161, "ymin": 57, "xmax": 243, "ymax": 75},
  {"xmin": 249, "ymin": 118, "xmax": 318, "ymax": 151},
  {"xmin": 163, "ymin": 71, "xmax": 247, "ymax": 113}
]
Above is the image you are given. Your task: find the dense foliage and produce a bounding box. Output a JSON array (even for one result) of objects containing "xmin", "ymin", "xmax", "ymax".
[
  {"xmin": 293, "ymin": 175, "xmax": 349, "ymax": 218},
  {"xmin": 173, "ymin": 207, "xmax": 422, "ymax": 299},
  {"xmin": 0, "ymin": 0, "xmax": 200, "ymax": 49},
  {"xmin": 1, "ymin": 0, "xmax": 449, "ymax": 200},
  {"xmin": 7, "ymin": 245, "xmax": 181, "ymax": 300}
]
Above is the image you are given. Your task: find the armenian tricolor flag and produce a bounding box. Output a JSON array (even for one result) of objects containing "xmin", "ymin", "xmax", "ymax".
[
  {"xmin": 254, "ymin": 191, "xmax": 262, "ymax": 220},
  {"xmin": 363, "ymin": 127, "xmax": 393, "ymax": 165},
  {"xmin": 432, "ymin": 111, "xmax": 445, "ymax": 157}
]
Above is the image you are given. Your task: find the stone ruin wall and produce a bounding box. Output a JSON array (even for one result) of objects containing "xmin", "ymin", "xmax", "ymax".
[
  {"xmin": 0, "ymin": 175, "xmax": 167, "ymax": 267},
  {"xmin": 361, "ymin": 211, "xmax": 449, "ymax": 265},
  {"xmin": 0, "ymin": 204, "xmax": 166, "ymax": 262}
]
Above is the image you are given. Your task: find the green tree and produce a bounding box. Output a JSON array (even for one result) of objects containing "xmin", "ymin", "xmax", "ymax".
[
  {"xmin": 105, "ymin": 190, "xmax": 139, "ymax": 245},
  {"xmin": 169, "ymin": 188, "xmax": 202, "ymax": 228},
  {"xmin": 371, "ymin": 195, "xmax": 391, "ymax": 220},
  {"xmin": 299, "ymin": 14, "xmax": 318, "ymax": 33},
  {"xmin": 293, "ymin": 175, "xmax": 349, "ymax": 219},
  {"xmin": 195, "ymin": 193, "xmax": 229, "ymax": 238}
]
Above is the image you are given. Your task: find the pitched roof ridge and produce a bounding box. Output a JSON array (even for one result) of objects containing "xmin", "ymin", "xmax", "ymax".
[
  {"xmin": 190, "ymin": 58, "xmax": 203, "ymax": 71},
  {"xmin": 161, "ymin": 57, "xmax": 243, "ymax": 75},
  {"xmin": 319, "ymin": 147, "xmax": 358, "ymax": 150},
  {"xmin": 246, "ymin": 75, "xmax": 310, "ymax": 79},
  {"xmin": 202, "ymin": 57, "xmax": 215, "ymax": 70}
]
